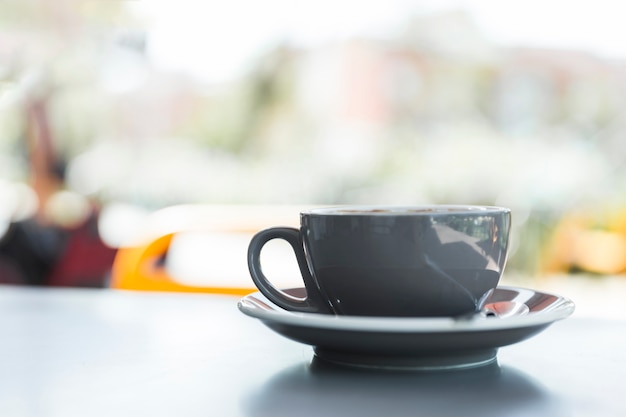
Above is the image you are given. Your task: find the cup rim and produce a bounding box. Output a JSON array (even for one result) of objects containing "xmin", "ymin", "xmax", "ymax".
[{"xmin": 301, "ymin": 205, "xmax": 511, "ymax": 216}]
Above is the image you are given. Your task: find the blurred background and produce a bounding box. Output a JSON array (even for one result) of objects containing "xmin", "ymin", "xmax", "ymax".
[{"xmin": 1, "ymin": 0, "xmax": 626, "ymax": 314}]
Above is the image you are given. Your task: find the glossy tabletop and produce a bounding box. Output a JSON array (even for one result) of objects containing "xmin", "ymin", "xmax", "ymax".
[{"xmin": 0, "ymin": 285, "xmax": 623, "ymax": 417}]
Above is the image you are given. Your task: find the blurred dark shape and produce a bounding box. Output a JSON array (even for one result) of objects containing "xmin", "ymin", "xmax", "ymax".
[{"xmin": 0, "ymin": 94, "xmax": 116, "ymax": 287}]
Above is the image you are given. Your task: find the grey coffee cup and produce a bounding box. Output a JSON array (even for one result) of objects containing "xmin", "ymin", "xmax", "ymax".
[{"xmin": 247, "ymin": 205, "xmax": 511, "ymax": 317}]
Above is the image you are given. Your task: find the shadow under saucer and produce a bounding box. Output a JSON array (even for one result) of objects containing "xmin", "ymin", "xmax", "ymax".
[{"xmin": 243, "ymin": 359, "xmax": 565, "ymax": 417}]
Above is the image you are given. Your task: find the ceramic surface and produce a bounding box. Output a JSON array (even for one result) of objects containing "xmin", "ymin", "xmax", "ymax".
[
  {"xmin": 238, "ymin": 286, "xmax": 575, "ymax": 370},
  {"xmin": 248, "ymin": 205, "xmax": 511, "ymax": 316}
]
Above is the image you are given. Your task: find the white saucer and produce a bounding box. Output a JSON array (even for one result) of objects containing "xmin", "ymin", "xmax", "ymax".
[{"xmin": 238, "ymin": 286, "xmax": 575, "ymax": 371}]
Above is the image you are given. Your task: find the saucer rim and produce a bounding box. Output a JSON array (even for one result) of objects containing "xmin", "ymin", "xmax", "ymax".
[{"xmin": 237, "ymin": 286, "xmax": 575, "ymax": 333}]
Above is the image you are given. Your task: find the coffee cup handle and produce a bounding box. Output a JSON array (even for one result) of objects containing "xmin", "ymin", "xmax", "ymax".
[{"xmin": 247, "ymin": 227, "xmax": 332, "ymax": 314}]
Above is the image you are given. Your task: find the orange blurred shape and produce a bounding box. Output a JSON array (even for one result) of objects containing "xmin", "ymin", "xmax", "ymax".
[{"xmin": 110, "ymin": 232, "xmax": 256, "ymax": 295}]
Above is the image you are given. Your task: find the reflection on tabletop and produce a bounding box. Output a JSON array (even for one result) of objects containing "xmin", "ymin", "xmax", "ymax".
[
  {"xmin": 244, "ymin": 360, "xmax": 557, "ymax": 417},
  {"xmin": 243, "ymin": 316, "xmax": 626, "ymax": 417}
]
